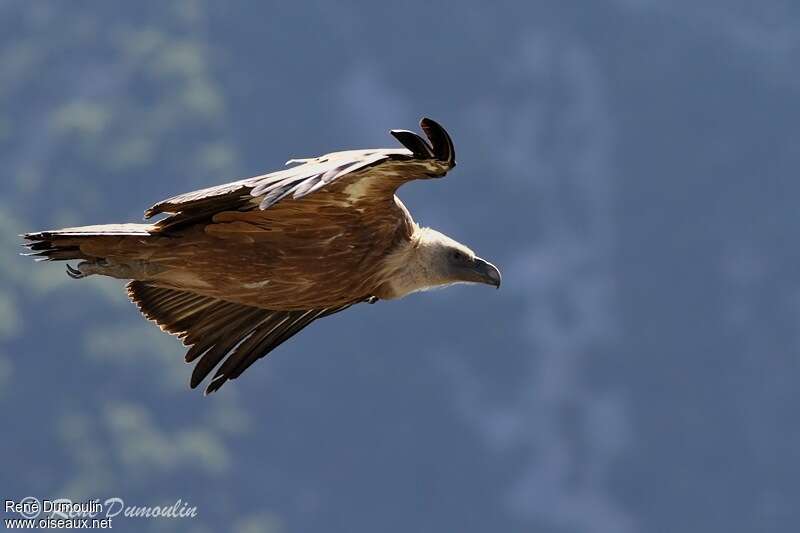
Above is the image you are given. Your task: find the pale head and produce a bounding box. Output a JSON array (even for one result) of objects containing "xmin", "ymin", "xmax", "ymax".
[
  {"xmin": 377, "ymin": 227, "xmax": 502, "ymax": 299},
  {"xmin": 388, "ymin": 224, "xmax": 500, "ymax": 293},
  {"xmin": 413, "ymin": 227, "xmax": 501, "ymax": 290}
]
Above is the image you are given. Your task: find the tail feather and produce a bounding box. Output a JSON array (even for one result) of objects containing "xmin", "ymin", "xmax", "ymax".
[{"xmin": 22, "ymin": 223, "xmax": 153, "ymax": 262}]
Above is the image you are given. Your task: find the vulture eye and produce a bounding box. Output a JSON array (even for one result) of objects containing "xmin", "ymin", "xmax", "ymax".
[{"xmin": 451, "ymin": 251, "xmax": 464, "ymax": 261}]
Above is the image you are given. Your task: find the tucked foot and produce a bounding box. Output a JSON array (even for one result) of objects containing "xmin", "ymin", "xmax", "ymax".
[{"xmin": 65, "ymin": 264, "xmax": 87, "ymax": 279}]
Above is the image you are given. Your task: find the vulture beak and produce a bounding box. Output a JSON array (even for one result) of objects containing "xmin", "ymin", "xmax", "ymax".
[{"xmin": 473, "ymin": 257, "xmax": 502, "ymax": 289}]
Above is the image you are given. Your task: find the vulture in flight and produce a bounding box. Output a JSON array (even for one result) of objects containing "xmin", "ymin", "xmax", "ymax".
[{"xmin": 23, "ymin": 118, "xmax": 501, "ymax": 394}]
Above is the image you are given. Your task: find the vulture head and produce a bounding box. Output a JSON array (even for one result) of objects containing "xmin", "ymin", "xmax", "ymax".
[{"xmin": 415, "ymin": 228, "xmax": 501, "ymax": 290}]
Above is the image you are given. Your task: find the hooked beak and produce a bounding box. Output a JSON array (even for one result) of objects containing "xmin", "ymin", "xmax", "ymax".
[{"xmin": 473, "ymin": 257, "xmax": 502, "ymax": 289}]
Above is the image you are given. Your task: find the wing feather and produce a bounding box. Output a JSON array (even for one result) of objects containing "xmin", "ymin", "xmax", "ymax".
[
  {"xmin": 390, "ymin": 129, "xmax": 434, "ymax": 159},
  {"xmin": 145, "ymin": 118, "xmax": 456, "ymax": 229},
  {"xmin": 127, "ymin": 281, "xmax": 353, "ymax": 393}
]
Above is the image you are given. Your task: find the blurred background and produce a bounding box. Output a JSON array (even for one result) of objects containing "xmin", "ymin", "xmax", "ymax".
[{"xmin": 2, "ymin": 1, "xmax": 799, "ymax": 532}]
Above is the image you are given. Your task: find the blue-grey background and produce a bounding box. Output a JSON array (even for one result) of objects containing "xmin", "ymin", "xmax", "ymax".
[{"xmin": 2, "ymin": 1, "xmax": 798, "ymax": 532}]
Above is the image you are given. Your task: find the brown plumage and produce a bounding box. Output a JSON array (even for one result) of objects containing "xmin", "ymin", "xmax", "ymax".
[{"xmin": 23, "ymin": 118, "xmax": 501, "ymax": 394}]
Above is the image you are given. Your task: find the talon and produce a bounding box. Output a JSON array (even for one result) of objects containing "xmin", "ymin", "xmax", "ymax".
[{"xmin": 65, "ymin": 264, "xmax": 85, "ymax": 279}]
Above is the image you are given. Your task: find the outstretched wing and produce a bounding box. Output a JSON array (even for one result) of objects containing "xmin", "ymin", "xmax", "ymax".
[
  {"xmin": 145, "ymin": 117, "xmax": 455, "ymax": 230},
  {"xmin": 128, "ymin": 281, "xmax": 354, "ymax": 394}
]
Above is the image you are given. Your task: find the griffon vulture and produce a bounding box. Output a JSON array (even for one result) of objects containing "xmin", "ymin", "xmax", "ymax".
[{"xmin": 23, "ymin": 118, "xmax": 501, "ymax": 394}]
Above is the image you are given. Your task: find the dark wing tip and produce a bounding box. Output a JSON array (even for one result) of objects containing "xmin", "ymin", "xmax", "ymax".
[
  {"xmin": 204, "ymin": 375, "xmax": 227, "ymax": 395},
  {"xmin": 419, "ymin": 117, "xmax": 456, "ymax": 168},
  {"xmin": 390, "ymin": 129, "xmax": 435, "ymax": 159}
]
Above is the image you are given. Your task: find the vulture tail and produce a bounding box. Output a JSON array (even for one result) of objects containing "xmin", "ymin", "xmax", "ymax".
[{"xmin": 21, "ymin": 223, "xmax": 155, "ymax": 277}]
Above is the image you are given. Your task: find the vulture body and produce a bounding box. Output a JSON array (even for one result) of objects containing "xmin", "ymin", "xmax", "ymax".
[{"xmin": 23, "ymin": 118, "xmax": 501, "ymax": 394}]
